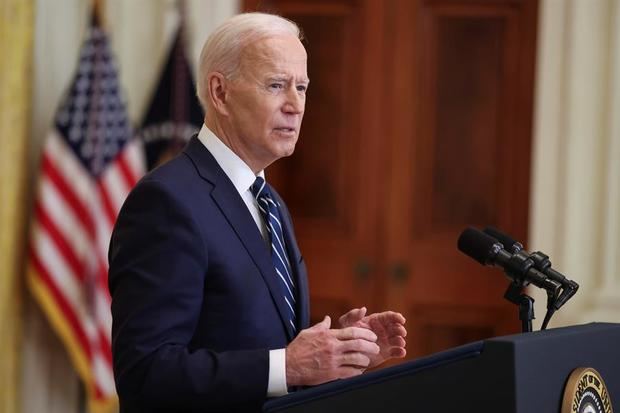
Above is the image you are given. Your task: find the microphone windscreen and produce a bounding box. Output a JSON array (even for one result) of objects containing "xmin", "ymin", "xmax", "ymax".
[
  {"xmin": 484, "ymin": 227, "xmax": 520, "ymax": 252},
  {"xmin": 457, "ymin": 227, "xmax": 499, "ymax": 265}
]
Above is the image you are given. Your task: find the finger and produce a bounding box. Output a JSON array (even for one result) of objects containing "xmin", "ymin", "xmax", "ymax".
[
  {"xmin": 387, "ymin": 336, "xmax": 406, "ymax": 348},
  {"xmin": 368, "ymin": 311, "xmax": 406, "ymax": 325},
  {"xmin": 383, "ymin": 323, "xmax": 407, "ymax": 337},
  {"xmin": 383, "ymin": 311, "xmax": 406, "ymax": 324},
  {"xmin": 339, "ymin": 352, "xmax": 370, "ymax": 368},
  {"xmin": 334, "ymin": 326, "xmax": 377, "ymax": 342},
  {"xmin": 338, "ymin": 307, "xmax": 367, "ymax": 327},
  {"xmin": 369, "ymin": 313, "xmax": 406, "ymax": 326},
  {"xmin": 339, "ymin": 338, "xmax": 380, "ymax": 355},
  {"xmin": 389, "ymin": 347, "xmax": 407, "ymax": 358},
  {"xmin": 369, "ymin": 320, "xmax": 406, "ymax": 337}
]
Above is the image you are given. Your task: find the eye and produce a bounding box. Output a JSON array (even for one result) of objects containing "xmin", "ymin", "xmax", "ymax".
[
  {"xmin": 296, "ymin": 85, "xmax": 308, "ymax": 93},
  {"xmin": 269, "ymin": 83, "xmax": 284, "ymax": 91}
]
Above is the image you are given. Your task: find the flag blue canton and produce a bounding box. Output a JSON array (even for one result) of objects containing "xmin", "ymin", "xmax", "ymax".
[{"xmin": 55, "ymin": 27, "xmax": 132, "ymax": 178}]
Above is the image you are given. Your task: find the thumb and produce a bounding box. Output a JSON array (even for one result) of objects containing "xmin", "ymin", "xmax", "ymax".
[
  {"xmin": 339, "ymin": 307, "xmax": 367, "ymax": 327},
  {"xmin": 313, "ymin": 315, "xmax": 331, "ymax": 330}
]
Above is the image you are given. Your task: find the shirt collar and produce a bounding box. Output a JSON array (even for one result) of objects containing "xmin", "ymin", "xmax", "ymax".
[{"xmin": 197, "ymin": 124, "xmax": 265, "ymax": 195}]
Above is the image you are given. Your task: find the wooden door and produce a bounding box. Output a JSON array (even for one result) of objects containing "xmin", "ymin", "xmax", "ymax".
[
  {"xmin": 383, "ymin": 0, "xmax": 538, "ymax": 357},
  {"xmin": 245, "ymin": 0, "xmax": 539, "ymax": 356}
]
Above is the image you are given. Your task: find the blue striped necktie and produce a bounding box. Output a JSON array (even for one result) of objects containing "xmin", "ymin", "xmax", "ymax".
[{"xmin": 250, "ymin": 177, "xmax": 297, "ymax": 334}]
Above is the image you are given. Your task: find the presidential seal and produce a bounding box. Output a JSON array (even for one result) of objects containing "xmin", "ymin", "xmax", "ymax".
[{"xmin": 562, "ymin": 368, "xmax": 614, "ymax": 413}]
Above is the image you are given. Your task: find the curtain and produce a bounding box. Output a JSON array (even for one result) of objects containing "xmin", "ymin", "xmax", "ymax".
[
  {"xmin": 530, "ymin": 0, "xmax": 620, "ymax": 326},
  {"xmin": 0, "ymin": 1, "xmax": 34, "ymax": 412}
]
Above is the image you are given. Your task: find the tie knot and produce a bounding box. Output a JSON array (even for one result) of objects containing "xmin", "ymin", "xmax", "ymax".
[{"xmin": 250, "ymin": 176, "xmax": 267, "ymax": 199}]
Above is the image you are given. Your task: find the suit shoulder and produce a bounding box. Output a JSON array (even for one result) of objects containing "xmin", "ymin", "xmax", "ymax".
[
  {"xmin": 133, "ymin": 153, "xmax": 209, "ymax": 196},
  {"xmin": 142, "ymin": 152, "xmax": 193, "ymax": 184}
]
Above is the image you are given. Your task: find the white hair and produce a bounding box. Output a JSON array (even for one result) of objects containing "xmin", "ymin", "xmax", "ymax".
[{"xmin": 196, "ymin": 12, "xmax": 302, "ymax": 112}]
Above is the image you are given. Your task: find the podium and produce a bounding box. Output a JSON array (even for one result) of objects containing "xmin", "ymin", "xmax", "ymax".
[{"xmin": 263, "ymin": 323, "xmax": 620, "ymax": 413}]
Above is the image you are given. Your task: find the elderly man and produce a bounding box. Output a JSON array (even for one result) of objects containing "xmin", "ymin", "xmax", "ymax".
[{"xmin": 108, "ymin": 12, "xmax": 406, "ymax": 412}]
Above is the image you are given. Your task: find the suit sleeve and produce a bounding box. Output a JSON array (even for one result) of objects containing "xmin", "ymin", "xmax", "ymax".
[{"xmin": 108, "ymin": 178, "xmax": 268, "ymax": 411}]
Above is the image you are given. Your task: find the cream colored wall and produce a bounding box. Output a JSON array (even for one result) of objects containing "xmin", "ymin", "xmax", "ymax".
[
  {"xmin": 529, "ymin": 0, "xmax": 620, "ymax": 329},
  {"xmin": 22, "ymin": 1, "xmax": 238, "ymax": 412}
]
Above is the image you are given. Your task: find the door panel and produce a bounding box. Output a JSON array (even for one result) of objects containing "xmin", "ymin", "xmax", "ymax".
[{"xmin": 386, "ymin": 0, "xmax": 538, "ymax": 356}]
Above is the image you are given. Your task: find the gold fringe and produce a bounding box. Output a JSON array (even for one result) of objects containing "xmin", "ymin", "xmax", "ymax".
[{"xmin": 27, "ymin": 267, "xmax": 119, "ymax": 413}]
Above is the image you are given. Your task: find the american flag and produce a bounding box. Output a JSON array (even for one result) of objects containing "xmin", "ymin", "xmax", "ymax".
[{"xmin": 27, "ymin": 20, "xmax": 144, "ymax": 412}]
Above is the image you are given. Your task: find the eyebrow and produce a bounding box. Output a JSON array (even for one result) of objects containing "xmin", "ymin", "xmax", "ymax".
[{"xmin": 267, "ymin": 76, "xmax": 310, "ymax": 84}]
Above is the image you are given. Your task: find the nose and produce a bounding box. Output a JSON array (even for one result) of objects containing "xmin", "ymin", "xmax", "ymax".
[{"xmin": 283, "ymin": 87, "xmax": 305, "ymax": 115}]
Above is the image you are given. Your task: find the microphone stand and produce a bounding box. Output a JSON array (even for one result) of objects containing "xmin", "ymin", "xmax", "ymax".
[
  {"xmin": 504, "ymin": 282, "xmax": 535, "ymax": 333},
  {"xmin": 541, "ymin": 280, "xmax": 577, "ymax": 330}
]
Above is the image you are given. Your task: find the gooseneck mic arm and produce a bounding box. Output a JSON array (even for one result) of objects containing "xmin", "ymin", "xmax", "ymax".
[
  {"xmin": 483, "ymin": 227, "xmax": 579, "ymax": 310},
  {"xmin": 529, "ymin": 251, "xmax": 579, "ymax": 309},
  {"xmin": 481, "ymin": 227, "xmax": 580, "ymax": 330}
]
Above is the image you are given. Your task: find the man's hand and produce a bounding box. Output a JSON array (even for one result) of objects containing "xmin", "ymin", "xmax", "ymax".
[
  {"xmin": 286, "ymin": 316, "xmax": 380, "ymax": 386},
  {"xmin": 338, "ymin": 307, "xmax": 407, "ymax": 369}
]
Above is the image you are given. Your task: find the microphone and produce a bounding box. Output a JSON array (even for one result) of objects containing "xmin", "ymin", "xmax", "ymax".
[
  {"xmin": 484, "ymin": 227, "xmax": 524, "ymax": 254},
  {"xmin": 482, "ymin": 227, "xmax": 579, "ymax": 309},
  {"xmin": 484, "ymin": 227, "xmax": 567, "ymax": 282},
  {"xmin": 457, "ymin": 227, "xmax": 562, "ymax": 294}
]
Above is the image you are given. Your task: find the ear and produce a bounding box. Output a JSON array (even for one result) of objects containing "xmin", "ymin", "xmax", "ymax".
[{"xmin": 207, "ymin": 72, "xmax": 231, "ymax": 116}]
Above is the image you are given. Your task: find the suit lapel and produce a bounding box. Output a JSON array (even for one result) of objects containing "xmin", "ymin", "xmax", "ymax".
[{"xmin": 184, "ymin": 137, "xmax": 296, "ymax": 341}]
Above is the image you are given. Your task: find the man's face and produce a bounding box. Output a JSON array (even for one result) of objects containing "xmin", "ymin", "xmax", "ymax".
[{"xmin": 224, "ymin": 34, "xmax": 309, "ymax": 172}]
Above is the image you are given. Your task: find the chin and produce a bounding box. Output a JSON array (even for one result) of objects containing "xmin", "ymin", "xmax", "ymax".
[
  {"xmin": 274, "ymin": 138, "xmax": 298, "ymax": 158},
  {"xmin": 285, "ymin": 142, "xmax": 297, "ymax": 154}
]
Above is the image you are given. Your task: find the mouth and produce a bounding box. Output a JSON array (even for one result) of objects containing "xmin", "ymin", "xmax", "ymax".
[{"xmin": 274, "ymin": 127, "xmax": 296, "ymax": 133}]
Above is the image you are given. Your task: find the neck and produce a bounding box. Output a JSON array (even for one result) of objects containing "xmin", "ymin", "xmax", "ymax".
[{"xmin": 204, "ymin": 116, "xmax": 263, "ymax": 174}]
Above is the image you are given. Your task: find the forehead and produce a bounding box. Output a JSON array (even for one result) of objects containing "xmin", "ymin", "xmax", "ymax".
[{"xmin": 239, "ymin": 35, "xmax": 308, "ymax": 78}]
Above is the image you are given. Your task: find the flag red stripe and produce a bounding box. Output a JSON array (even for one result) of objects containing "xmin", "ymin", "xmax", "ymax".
[
  {"xmin": 29, "ymin": 247, "xmax": 94, "ymax": 361},
  {"xmin": 93, "ymin": 383, "xmax": 104, "ymax": 399},
  {"xmin": 98, "ymin": 328, "xmax": 113, "ymax": 367},
  {"xmin": 42, "ymin": 153, "xmax": 96, "ymax": 239},
  {"xmin": 34, "ymin": 202, "xmax": 87, "ymax": 282},
  {"xmin": 95, "ymin": 262, "xmax": 112, "ymax": 331},
  {"xmin": 98, "ymin": 261, "xmax": 111, "ymax": 299},
  {"xmin": 97, "ymin": 180, "xmax": 118, "ymax": 227},
  {"xmin": 117, "ymin": 152, "xmax": 138, "ymax": 189}
]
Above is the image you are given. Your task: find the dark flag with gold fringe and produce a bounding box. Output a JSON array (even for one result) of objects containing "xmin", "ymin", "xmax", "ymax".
[{"xmin": 137, "ymin": 21, "xmax": 203, "ymax": 169}]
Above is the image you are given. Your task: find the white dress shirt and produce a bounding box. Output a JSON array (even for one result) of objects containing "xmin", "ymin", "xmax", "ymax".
[{"xmin": 197, "ymin": 124, "xmax": 288, "ymax": 397}]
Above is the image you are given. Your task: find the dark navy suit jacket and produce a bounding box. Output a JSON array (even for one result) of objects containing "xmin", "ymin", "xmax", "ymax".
[{"xmin": 108, "ymin": 136, "xmax": 310, "ymax": 412}]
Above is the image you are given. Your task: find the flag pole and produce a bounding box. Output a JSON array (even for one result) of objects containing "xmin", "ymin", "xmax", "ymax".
[{"xmin": 93, "ymin": 0, "xmax": 105, "ymax": 28}]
